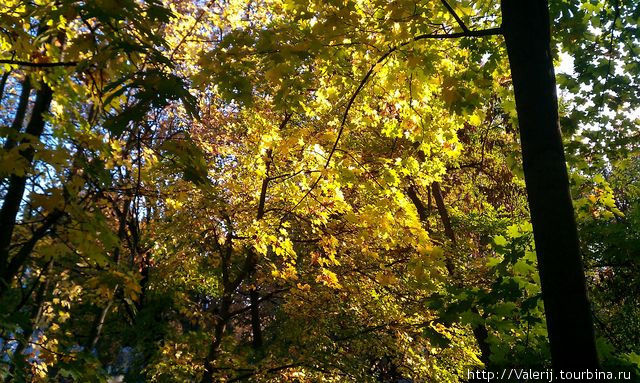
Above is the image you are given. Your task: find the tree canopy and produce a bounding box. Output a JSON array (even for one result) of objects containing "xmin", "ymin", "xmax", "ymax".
[{"xmin": 0, "ymin": 0, "xmax": 639, "ymax": 382}]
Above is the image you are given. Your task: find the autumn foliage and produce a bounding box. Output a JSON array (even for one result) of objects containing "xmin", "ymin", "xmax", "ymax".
[{"xmin": 0, "ymin": 0, "xmax": 639, "ymax": 382}]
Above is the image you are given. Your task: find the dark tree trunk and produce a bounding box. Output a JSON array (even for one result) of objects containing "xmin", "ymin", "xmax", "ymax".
[
  {"xmin": 406, "ymin": 185, "xmax": 430, "ymax": 225},
  {"xmin": 431, "ymin": 182, "xmax": 457, "ymax": 248},
  {"xmin": 0, "ymin": 83, "xmax": 53, "ymax": 292},
  {"xmin": 0, "ymin": 70, "xmax": 11, "ymax": 104},
  {"xmin": 200, "ymin": 114, "xmax": 289, "ymax": 382},
  {"xmin": 4, "ymin": 77, "xmax": 31, "ymax": 151},
  {"xmin": 501, "ymin": 0, "xmax": 599, "ymax": 369},
  {"xmin": 0, "ymin": 209, "xmax": 63, "ymax": 298},
  {"xmin": 201, "ymin": 295, "xmax": 232, "ymax": 383}
]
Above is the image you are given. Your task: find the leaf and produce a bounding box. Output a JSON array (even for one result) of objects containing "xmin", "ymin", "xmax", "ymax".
[
  {"xmin": 493, "ymin": 235, "xmax": 507, "ymax": 247},
  {"xmin": 423, "ymin": 326, "xmax": 452, "ymax": 348}
]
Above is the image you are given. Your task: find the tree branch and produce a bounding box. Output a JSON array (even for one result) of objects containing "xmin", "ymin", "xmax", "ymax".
[
  {"xmin": 440, "ymin": 0, "xmax": 470, "ymax": 33},
  {"xmin": 227, "ymin": 363, "xmax": 303, "ymax": 383},
  {"xmin": 412, "ymin": 27, "xmax": 502, "ymax": 43},
  {"xmin": 286, "ymin": 25, "xmax": 501, "ymax": 215},
  {"xmin": 406, "ymin": 185, "xmax": 430, "ymax": 226},
  {"xmin": 0, "ymin": 59, "xmax": 78, "ymax": 68}
]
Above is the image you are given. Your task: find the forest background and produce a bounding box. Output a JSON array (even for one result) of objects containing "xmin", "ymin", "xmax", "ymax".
[{"xmin": 0, "ymin": 0, "xmax": 639, "ymax": 382}]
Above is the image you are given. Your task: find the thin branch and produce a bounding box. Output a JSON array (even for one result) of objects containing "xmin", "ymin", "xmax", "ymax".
[
  {"xmin": 167, "ymin": 0, "xmax": 215, "ymax": 66},
  {"xmin": 411, "ymin": 27, "xmax": 502, "ymax": 42},
  {"xmin": 440, "ymin": 0, "xmax": 469, "ymax": 33},
  {"xmin": 228, "ymin": 288, "xmax": 289, "ymax": 318},
  {"xmin": 258, "ymin": 112, "xmax": 292, "ymax": 219},
  {"xmin": 227, "ymin": 363, "xmax": 303, "ymax": 383},
  {"xmin": 286, "ymin": 26, "xmax": 502, "ymax": 214},
  {"xmin": 0, "ymin": 59, "xmax": 78, "ymax": 68}
]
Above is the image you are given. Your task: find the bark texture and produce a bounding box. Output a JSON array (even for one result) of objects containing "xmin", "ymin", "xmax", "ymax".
[{"xmin": 501, "ymin": 0, "xmax": 599, "ymax": 369}]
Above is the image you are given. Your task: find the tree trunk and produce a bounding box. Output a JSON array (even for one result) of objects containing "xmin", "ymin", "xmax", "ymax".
[
  {"xmin": 431, "ymin": 182, "xmax": 457, "ymax": 249},
  {"xmin": 250, "ymin": 287, "xmax": 263, "ymax": 349},
  {"xmin": 85, "ymin": 199, "xmax": 131, "ymax": 351},
  {"xmin": 201, "ymin": 296, "xmax": 231, "ymax": 383},
  {"xmin": 501, "ymin": 0, "xmax": 599, "ymax": 369},
  {"xmin": 0, "ymin": 70, "xmax": 11, "ymax": 105},
  {"xmin": 0, "ymin": 210, "xmax": 63, "ymax": 298},
  {"xmin": 4, "ymin": 77, "xmax": 31, "ymax": 151},
  {"xmin": 85, "ymin": 297, "xmax": 114, "ymax": 351},
  {"xmin": 407, "ymin": 182, "xmax": 492, "ymax": 366},
  {"xmin": 406, "ymin": 185, "xmax": 430, "ymax": 226},
  {"xmin": 430, "ymin": 181, "xmax": 492, "ymax": 367},
  {"xmin": 5, "ymin": 260, "xmax": 53, "ymax": 382},
  {"xmin": 200, "ymin": 115, "xmax": 289, "ymax": 381},
  {"xmin": 0, "ymin": 83, "xmax": 53, "ymax": 292}
]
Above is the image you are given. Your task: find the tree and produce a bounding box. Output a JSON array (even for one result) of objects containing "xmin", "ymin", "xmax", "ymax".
[
  {"xmin": 501, "ymin": 0, "xmax": 598, "ymax": 369},
  {"xmin": 1, "ymin": 0, "xmax": 638, "ymax": 382}
]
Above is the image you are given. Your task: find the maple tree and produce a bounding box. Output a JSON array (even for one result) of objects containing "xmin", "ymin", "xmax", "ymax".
[{"xmin": 0, "ymin": 0, "xmax": 639, "ymax": 382}]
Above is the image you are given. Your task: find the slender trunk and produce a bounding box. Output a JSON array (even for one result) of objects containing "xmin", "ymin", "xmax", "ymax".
[
  {"xmin": 248, "ymin": 157, "xmax": 270, "ymax": 352},
  {"xmin": 0, "ymin": 83, "xmax": 52, "ymax": 276},
  {"xmin": 429, "ymin": 181, "xmax": 491, "ymax": 366},
  {"xmin": 431, "ymin": 182, "xmax": 457, "ymax": 248},
  {"xmin": 32, "ymin": 261, "xmax": 54, "ymax": 325},
  {"xmin": 113, "ymin": 199, "xmax": 130, "ymax": 265},
  {"xmin": 201, "ymin": 115, "xmax": 291, "ymax": 381},
  {"xmin": 201, "ymin": 296, "xmax": 232, "ymax": 383},
  {"xmin": 501, "ymin": 0, "xmax": 598, "ymax": 369},
  {"xmin": 5, "ymin": 260, "xmax": 53, "ymax": 382},
  {"xmin": 85, "ymin": 199, "xmax": 130, "ymax": 351},
  {"xmin": 406, "ymin": 185, "xmax": 430, "ymax": 225},
  {"xmin": 0, "ymin": 70, "xmax": 11, "ymax": 104},
  {"xmin": 137, "ymin": 254, "xmax": 151, "ymax": 310},
  {"xmin": 0, "ymin": 210, "xmax": 62, "ymax": 298},
  {"xmin": 4, "ymin": 77, "xmax": 32, "ymax": 151},
  {"xmin": 201, "ymin": 228, "xmax": 232, "ymax": 382},
  {"xmin": 244, "ymin": 149, "xmax": 274, "ymax": 353},
  {"xmin": 85, "ymin": 297, "xmax": 114, "ymax": 351},
  {"xmin": 429, "ymin": 181, "xmax": 456, "ymax": 276},
  {"xmin": 250, "ymin": 287, "xmax": 263, "ymax": 349}
]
